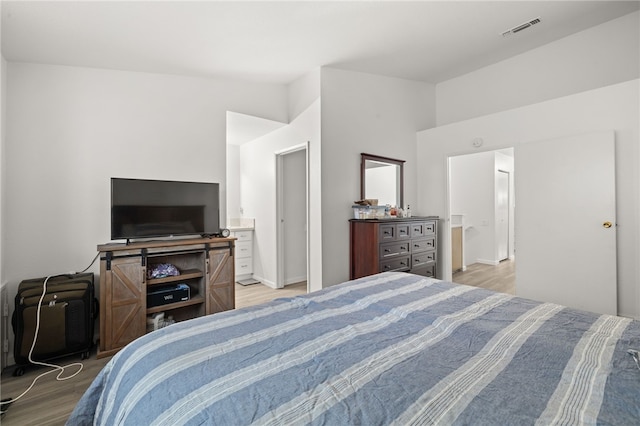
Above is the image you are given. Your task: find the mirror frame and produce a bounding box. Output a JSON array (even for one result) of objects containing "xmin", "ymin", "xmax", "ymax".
[{"xmin": 360, "ymin": 153, "xmax": 405, "ymax": 208}]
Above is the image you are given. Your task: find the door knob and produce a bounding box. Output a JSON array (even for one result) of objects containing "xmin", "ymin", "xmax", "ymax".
[{"xmin": 603, "ymin": 221, "xmax": 613, "ymax": 228}]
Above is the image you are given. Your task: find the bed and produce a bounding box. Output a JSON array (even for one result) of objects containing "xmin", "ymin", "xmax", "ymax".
[{"xmin": 68, "ymin": 272, "xmax": 640, "ymax": 425}]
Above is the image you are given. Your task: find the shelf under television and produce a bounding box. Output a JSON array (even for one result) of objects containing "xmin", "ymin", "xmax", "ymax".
[
  {"xmin": 146, "ymin": 295, "xmax": 205, "ymax": 315},
  {"xmin": 146, "ymin": 269, "xmax": 204, "ymax": 286}
]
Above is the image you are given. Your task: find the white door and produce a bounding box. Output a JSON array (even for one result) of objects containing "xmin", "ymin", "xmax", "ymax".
[
  {"xmin": 515, "ymin": 131, "xmax": 616, "ymax": 315},
  {"xmin": 282, "ymin": 149, "xmax": 307, "ymax": 286},
  {"xmin": 496, "ymin": 170, "xmax": 509, "ymax": 261}
]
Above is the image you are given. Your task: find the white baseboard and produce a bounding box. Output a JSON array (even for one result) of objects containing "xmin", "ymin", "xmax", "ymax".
[
  {"xmin": 476, "ymin": 259, "xmax": 500, "ymax": 266},
  {"xmin": 251, "ymin": 274, "xmax": 276, "ymax": 289},
  {"xmin": 285, "ymin": 275, "xmax": 306, "ymax": 286}
]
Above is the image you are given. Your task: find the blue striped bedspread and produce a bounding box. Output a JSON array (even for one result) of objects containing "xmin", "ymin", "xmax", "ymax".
[{"xmin": 68, "ymin": 272, "xmax": 640, "ymax": 425}]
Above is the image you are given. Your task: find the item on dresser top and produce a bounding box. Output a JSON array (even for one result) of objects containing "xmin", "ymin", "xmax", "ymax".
[
  {"xmin": 353, "ymin": 199, "xmax": 378, "ymax": 206},
  {"xmin": 352, "ymin": 205, "xmax": 386, "ymax": 219}
]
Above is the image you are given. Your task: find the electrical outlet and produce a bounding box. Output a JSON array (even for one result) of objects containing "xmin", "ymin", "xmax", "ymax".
[{"xmin": 2, "ymin": 340, "xmax": 8, "ymax": 353}]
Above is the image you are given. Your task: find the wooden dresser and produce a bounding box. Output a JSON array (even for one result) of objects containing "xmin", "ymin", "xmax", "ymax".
[{"xmin": 349, "ymin": 217, "xmax": 438, "ymax": 280}]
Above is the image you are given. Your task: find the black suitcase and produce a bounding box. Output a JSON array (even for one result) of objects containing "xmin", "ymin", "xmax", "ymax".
[{"xmin": 11, "ymin": 273, "xmax": 96, "ymax": 375}]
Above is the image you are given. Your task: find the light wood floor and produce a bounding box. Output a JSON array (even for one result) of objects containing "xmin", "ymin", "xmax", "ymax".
[
  {"xmin": 452, "ymin": 259, "xmax": 515, "ymax": 295},
  {"xmin": 0, "ymin": 281, "xmax": 307, "ymax": 425}
]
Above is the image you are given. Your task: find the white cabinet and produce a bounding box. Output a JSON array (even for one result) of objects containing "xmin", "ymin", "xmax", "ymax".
[{"xmin": 231, "ymin": 230, "xmax": 253, "ymax": 281}]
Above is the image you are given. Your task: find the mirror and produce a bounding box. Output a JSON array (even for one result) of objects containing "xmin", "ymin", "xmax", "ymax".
[{"xmin": 360, "ymin": 153, "xmax": 405, "ymax": 208}]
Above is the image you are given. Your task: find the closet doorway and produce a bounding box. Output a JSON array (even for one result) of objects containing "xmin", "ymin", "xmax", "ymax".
[{"xmin": 276, "ymin": 143, "xmax": 309, "ymax": 290}]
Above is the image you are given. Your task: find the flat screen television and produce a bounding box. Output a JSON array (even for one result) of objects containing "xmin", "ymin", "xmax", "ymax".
[{"xmin": 111, "ymin": 178, "xmax": 220, "ymax": 241}]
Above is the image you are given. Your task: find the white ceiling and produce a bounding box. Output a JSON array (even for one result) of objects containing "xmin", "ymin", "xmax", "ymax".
[{"xmin": 2, "ymin": 1, "xmax": 638, "ymax": 85}]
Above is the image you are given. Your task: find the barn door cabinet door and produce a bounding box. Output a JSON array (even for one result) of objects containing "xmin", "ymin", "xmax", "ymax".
[
  {"xmin": 99, "ymin": 256, "xmax": 146, "ymax": 357},
  {"xmin": 206, "ymin": 246, "xmax": 235, "ymax": 314}
]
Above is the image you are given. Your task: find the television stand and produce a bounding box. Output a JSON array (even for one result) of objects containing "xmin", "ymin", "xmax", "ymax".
[{"xmin": 96, "ymin": 236, "xmax": 235, "ymax": 358}]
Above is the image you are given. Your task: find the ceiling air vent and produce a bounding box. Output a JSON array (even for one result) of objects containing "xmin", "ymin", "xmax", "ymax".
[{"xmin": 501, "ymin": 17, "xmax": 542, "ymax": 37}]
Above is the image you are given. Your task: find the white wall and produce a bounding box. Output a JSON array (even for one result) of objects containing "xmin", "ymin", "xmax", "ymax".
[
  {"xmin": 417, "ymin": 79, "xmax": 640, "ymax": 319},
  {"xmin": 320, "ymin": 68, "xmax": 436, "ymax": 286},
  {"xmin": 436, "ymin": 11, "xmax": 640, "ymax": 126},
  {"xmin": 226, "ymin": 143, "xmax": 241, "ymax": 219},
  {"xmin": 4, "ymin": 62, "xmax": 288, "ymax": 362},
  {"xmin": 288, "ymin": 68, "xmax": 320, "ymax": 123},
  {"xmin": 239, "ymin": 99, "xmax": 320, "ymax": 289}
]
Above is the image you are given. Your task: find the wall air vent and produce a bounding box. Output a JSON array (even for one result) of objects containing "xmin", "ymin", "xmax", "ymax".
[{"xmin": 501, "ymin": 17, "xmax": 542, "ymax": 37}]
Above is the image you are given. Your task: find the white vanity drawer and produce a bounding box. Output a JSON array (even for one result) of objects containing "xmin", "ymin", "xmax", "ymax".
[
  {"xmin": 235, "ymin": 258, "xmax": 253, "ymax": 274},
  {"xmin": 231, "ymin": 230, "xmax": 253, "ymax": 242},
  {"xmin": 235, "ymin": 241, "xmax": 253, "ymax": 259},
  {"xmin": 231, "ymin": 229, "xmax": 254, "ymax": 278}
]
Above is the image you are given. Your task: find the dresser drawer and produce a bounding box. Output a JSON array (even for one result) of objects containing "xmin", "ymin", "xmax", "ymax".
[
  {"xmin": 411, "ymin": 221, "xmax": 437, "ymax": 237},
  {"xmin": 397, "ymin": 224, "xmax": 411, "ymax": 239},
  {"xmin": 379, "ymin": 224, "xmax": 396, "ymax": 241},
  {"xmin": 411, "ymin": 237, "xmax": 436, "ymax": 254},
  {"xmin": 412, "ymin": 264, "xmax": 436, "ymax": 278},
  {"xmin": 379, "ymin": 256, "xmax": 410, "ymax": 273},
  {"xmin": 379, "ymin": 241, "xmax": 410, "ymax": 259},
  {"xmin": 424, "ymin": 221, "xmax": 436, "ymax": 235},
  {"xmin": 411, "ymin": 251, "xmax": 436, "ymax": 268},
  {"xmin": 235, "ymin": 241, "xmax": 252, "ymax": 259}
]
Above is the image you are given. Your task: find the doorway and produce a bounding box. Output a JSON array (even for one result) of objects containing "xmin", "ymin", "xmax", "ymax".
[
  {"xmin": 276, "ymin": 143, "xmax": 309, "ymax": 290},
  {"xmin": 448, "ymin": 149, "xmax": 515, "ymax": 283}
]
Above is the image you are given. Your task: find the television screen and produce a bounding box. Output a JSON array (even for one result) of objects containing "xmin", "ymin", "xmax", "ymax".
[{"xmin": 111, "ymin": 178, "xmax": 220, "ymax": 240}]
